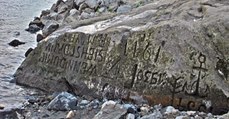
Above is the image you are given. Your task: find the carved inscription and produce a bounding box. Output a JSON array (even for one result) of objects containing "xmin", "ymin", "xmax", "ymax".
[{"xmin": 39, "ymin": 33, "xmax": 110, "ymax": 75}]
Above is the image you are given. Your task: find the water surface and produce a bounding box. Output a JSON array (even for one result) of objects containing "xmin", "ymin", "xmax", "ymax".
[{"xmin": 0, "ymin": 0, "xmax": 56, "ymax": 109}]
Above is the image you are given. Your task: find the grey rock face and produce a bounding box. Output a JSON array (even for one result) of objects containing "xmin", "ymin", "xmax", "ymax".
[
  {"xmin": 116, "ymin": 4, "xmax": 131, "ymax": 14},
  {"xmin": 15, "ymin": 0, "xmax": 229, "ymax": 115},
  {"xmin": 47, "ymin": 92, "xmax": 78, "ymax": 111}
]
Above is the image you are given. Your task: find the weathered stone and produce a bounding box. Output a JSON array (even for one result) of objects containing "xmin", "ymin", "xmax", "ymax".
[
  {"xmin": 15, "ymin": 0, "xmax": 229, "ymax": 115},
  {"xmin": 47, "ymin": 92, "xmax": 78, "ymax": 111}
]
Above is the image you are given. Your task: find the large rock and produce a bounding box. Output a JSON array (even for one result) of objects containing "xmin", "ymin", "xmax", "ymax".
[{"xmin": 15, "ymin": 0, "xmax": 229, "ymax": 115}]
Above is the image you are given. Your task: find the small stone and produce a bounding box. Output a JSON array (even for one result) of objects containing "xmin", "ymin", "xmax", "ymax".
[
  {"xmin": 194, "ymin": 115, "xmax": 202, "ymax": 119},
  {"xmin": 79, "ymin": 100, "xmax": 90, "ymax": 106},
  {"xmin": 117, "ymin": 5, "xmax": 132, "ymax": 14},
  {"xmin": 8, "ymin": 39, "xmax": 25, "ymax": 47},
  {"xmin": 164, "ymin": 106, "xmax": 178, "ymax": 114},
  {"xmin": 36, "ymin": 34, "xmax": 44, "ymax": 42},
  {"xmin": 0, "ymin": 104, "xmax": 5, "ymax": 110},
  {"xmin": 25, "ymin": 48, "xmax": 33, "ymax": 57},
  {"xmin": 126, "ymin": 113, "xmax": 135, "ymax": 119},
  {"xmin": 47, "ymin": 92, "xmax": 78, "ymax": 111},
  {"xmin": 66, "ymin": 110, "xmax": 75, "ymax": 119}
]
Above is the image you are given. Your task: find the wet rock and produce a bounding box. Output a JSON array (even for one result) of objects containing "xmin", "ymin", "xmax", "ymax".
[
  {"xmin": 42, "ymin": 21, "xmax": 59, "ymax": 36},
  {"xmin": 29, "ymin": 20, "xmax": 44, "ymax": 28},
  {"xmin": 36, "ymin": 34, "xmax": 44, "ymax": 42},
  {"xmin": 116, "ymin": 4, "xmax": 131, "ymax": 14},
  {"xmin": 25, "ymin": 48, "xmax": 33, "ymax": 57},
  {"xmin": 41, "ymin": 10, "xmax": 51, "ymax": 17},
  {"xmin": 8, "ymin": 39, "xmax": 25, "ymax": 47},
  {"xmin": 47, "ymin": 92, "xmax": 78, "ymax": 111},
  {"xmin": 0, "ymin": 104, "xmax": 4, "ymax": 110},
  {"xmin": 25, "ymin": 24, "xmax": 41, "ymax": 33},
  {"xmin": 93, "ymin": 100, "xmax": 127, "ymax": 119}
]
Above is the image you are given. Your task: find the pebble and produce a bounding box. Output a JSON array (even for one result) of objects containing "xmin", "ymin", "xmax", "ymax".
[
  {"xmin": 176, "ymin": 116, "xmax": 189, "ymax": 119},
  {"xmin": 66, "ymin": 110, "xmax": 75, "ymax": 119}
]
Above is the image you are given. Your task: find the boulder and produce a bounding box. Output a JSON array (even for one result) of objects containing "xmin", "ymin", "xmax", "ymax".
[
  {"xmin": 8, "ymin": 39, "xmax": 25, "ymax": 47},
  {"xmin": 15, "ymin": 0, "xmax": 229, "ymax": 115},
  {"xmin": 47, "ymin": 92, "xmax": 78, "ymax": 111}
]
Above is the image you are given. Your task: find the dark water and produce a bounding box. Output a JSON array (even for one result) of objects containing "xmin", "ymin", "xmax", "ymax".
[{"xmin": 0, "ymin": 0, "xmax": 55, "ymax": 109}]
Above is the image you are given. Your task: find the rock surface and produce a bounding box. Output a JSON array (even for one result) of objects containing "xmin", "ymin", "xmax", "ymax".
[
  {"xmin": 15, "ymin": 0, "xmax": 229, "ymax": 115},
  {"xmin": 47, "ymin": 92, "xmax": 78, "ymax": 111}
]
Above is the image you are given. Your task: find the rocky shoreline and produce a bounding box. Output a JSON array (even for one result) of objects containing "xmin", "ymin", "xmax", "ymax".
[{"xmin": 2, "ymin": 0, "xmax": 229, "ymax": 118}]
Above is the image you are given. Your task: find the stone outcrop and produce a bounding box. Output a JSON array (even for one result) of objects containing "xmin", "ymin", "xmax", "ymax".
[{"xmin": 15, "ymin": 0, "xmax": 229, "ymax": 115}]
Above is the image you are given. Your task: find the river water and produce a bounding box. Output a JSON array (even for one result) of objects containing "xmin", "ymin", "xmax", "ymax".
[{"xmin": 0, "ymin": 0, "xmax": 56, "ymax": 109}]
